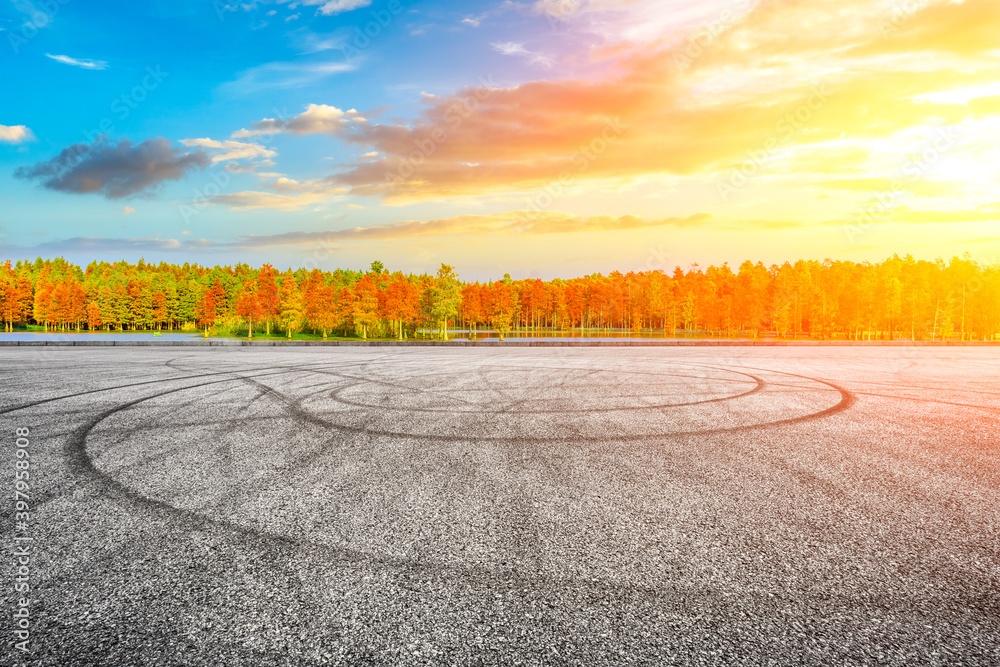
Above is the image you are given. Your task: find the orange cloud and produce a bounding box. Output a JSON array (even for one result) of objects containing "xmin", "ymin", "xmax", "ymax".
[
  {"xmin": 854, "ymin": 0, "xmax": 1000, "ymax": 57},
  {"xmin": 207, "ymin": 210, "xmax": 720, "ymax": 248},
  {"xmin": 235, "ymin": 0, "xmax": 1000, "ymax": 205}
]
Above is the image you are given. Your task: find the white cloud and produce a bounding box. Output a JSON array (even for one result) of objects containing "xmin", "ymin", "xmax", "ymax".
[
  {"xmin": 0, "ymin": 124, "xmax": 33, "ymax": 144},
  {"xmin": 221, "ymin": 61, "xmax": 355, "ymax": 93},
  {"xmin": 914, "ymin": 82, "xmax": 1000, "ymax": 106},
  {"xmin": 296, "ymin": 32, "xmax": 348, "ymax": 54},
  {"xmin": 270, "ymin": 177, "xmax": 307, "ymax": 193},
  {"xmin": 533, "ymin": 0, "xmax": 754, "ymax": 44},
  {"xmin": 232, "ymin": 104, "xmax": 365, "ymax": 138},
  {"xmin": 191, "ymin": 166, "xmax": 351, "ymax": 209},
  {"xmin": 180, "ymin": 138, "xmax": 278, "ymax": 163},
  {"xmin": 46, "ymin": 54, "xmax": 109, "ymax": 70},
  {"xmin": 121, "ymin": 206, "xmax": 136, "ymax": 215},
  {"xmin": 532, "ymin": 0, "xmax": 581, "ymax": 20},
  {"xmin": 298, "ymin": 0, "xmax": 372, "ymax": 16},
  {"xmin": 491, "ymin": 42, "xmax": 554, "ymax": 67},
  {"xmin": 194, "ymin": 190, "xmax": 330, "ymax": 211},
  {"xmin": 460, "ymin": 2, "xmax": 520, "ymax": 28},
  {"xmin": 492, "ymin": 41, "xmax": 529, "ymax": 56}
]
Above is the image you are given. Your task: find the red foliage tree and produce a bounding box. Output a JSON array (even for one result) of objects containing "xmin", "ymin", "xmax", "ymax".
[
  {"xmin": 87, "ymin": 302, "xmax": 102, "ymax": 331},
  {"xmin": 152, "ymin": 292, "xmax": 168, "ymax": 330},
  {"xmin": 257, "ymin": 263, "xmax": 280, "ymax": 334},
  {"xmin": 235, "ymin": 279, "xmax": 263, "ymax": 338},
  {"xmin": 195, "ymin": 278, "xmax": 226, "ymax": 336},
  {"xmin": 460, "ymin": 282, "xmax": 483, "ymax": 335},
  {"xmin": 0, "ymin": 261, "xmax": 16, "ymax": 331}
]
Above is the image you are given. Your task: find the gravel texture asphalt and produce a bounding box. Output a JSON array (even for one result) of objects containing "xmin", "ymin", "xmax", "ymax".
[{"xmin": 1, "ymin": 346, "xmax": 998, "ymax": 666}]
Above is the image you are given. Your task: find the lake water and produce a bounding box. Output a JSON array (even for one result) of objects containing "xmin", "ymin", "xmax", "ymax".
[
  {"xmin": 422, "ymin": 330, "xmax": 749, "ymax": 342},
  {"xmin": 0, "ymin": 330, "xmax": 755, "ymax": 343},
  {"xmin": 0, "ymin": 332, "xmax": 204, "ymax": 342}
]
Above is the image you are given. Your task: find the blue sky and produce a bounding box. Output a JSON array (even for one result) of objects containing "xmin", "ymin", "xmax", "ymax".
[
  {"xmin": 0, "ymin": 0, "xmax": 592, "ymax": 276},
  {"xmin": 2, "ymin": 0, "xmax": 999, "ymax": 278}
]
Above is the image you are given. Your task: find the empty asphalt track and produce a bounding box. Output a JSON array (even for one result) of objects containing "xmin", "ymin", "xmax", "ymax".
[{"xmin": 1, "ymin": 346, "xmax": 998, "ymax": 666}]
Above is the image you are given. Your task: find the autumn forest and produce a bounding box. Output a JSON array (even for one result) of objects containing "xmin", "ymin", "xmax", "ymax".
[{"xmin": 2, "ymin": 255, "xmax": 999, "ymax": 341}]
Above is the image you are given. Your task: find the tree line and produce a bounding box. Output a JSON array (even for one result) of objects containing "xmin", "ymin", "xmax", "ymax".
[{"xmin": 1, "ymin": 255, "xmax": 998, "ymax": 341}]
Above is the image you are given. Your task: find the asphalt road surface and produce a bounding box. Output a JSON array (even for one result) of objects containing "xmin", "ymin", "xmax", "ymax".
[{"xmin": 1, "ymin": 346, "xmax": 998, "ymax": 666}]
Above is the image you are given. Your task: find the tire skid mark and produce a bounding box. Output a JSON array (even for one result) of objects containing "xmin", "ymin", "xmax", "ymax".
[
  {"xmin": 243, "ymin": 365, "xmax": 845, "ymax": 443},
  {"xmin": 0, "ymin": 360, "xmax": 328, "ymax": 416},
  {"xmin": 66, "ymin": 369, "xmax": 698, "ymax": 596},
  {"xmin": 86, "ymin": 392, "xmax": 211, "ymax": 462},
  {"xmin": 198, "ymin": 378, "xmax": 371, "ymax": 513},
  {"xmin": 303, "ymin": 361, "xmax": 761, "ymax": 410},
  {"xmin": 63, "ymin": 367, "xmax": 311, "ymax": 502},
  {"xmin": 695, "ymin": 364, "xmax": 857, "ymax": 430},
  {"xmin": 850, "ymin": 390, "xmax": 999, "ymax": 414},
  {"xmin": 214, "ymin": 369, "xmax": 561, "ymax": 572},
  {"xmin": 2, "ymin": 353, "xmax": 413, "ymax": 417},
  {"xmin": 836, "ymin": 377, "xmax": 1000, "ymax": 398},
  {"xmin": 2, "ymin": 376, "xmax": 286, "ymax": 520},
  {"xmin": 60, "ymin": 359, "xmax": 873, "ymax": 603},
  {"xmin": 323, "ymin": 368, "xmax": 764, "ymax": 415}
]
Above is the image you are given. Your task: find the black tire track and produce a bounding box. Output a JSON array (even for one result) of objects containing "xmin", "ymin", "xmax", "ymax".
[
  {"xmin": 322, "ymin": 367, "xmax": 764, "ymax": 414},
  {"xmin": 242, "ymin": 369, "xmax": 850, "ymax": 445},
  {"xmin": 65, "ymin": 360, "xmax": 857, "ymax": 591},
  {"xmin": 0, "ymin": 361, "xmax": 321, "ymax": 416},
  {"xmin": 0, "ymin": 351, "xmax": 415, "ymax": 417},
  {"xmin": 63, "ymin": 369, "xmax": 724, "ymax": 598}
]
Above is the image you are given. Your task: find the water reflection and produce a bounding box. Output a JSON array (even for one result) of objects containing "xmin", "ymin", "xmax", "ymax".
[{"xmin": 0, "ymin": 332, "xmax": 203, "ymax": 342}]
